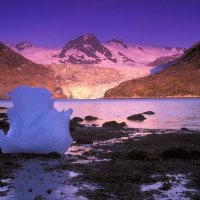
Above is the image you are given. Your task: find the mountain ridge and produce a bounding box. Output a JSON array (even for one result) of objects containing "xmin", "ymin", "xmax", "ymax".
[
  {"xmin": 104, "ymin": 42, "xmax": 200, "ymax": 98},
  {"xmin": 0, "ymin": 42, "xmax": 66, "ymax": 99},
  {"xmin": 4, "ymin": 33, "xmax": 184, "ymax": 66}
]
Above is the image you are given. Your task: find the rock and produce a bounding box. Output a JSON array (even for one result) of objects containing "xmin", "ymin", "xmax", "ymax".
[
  {"xmin": 72, "ymin": 117, "xmax": 84, "ymax": 123},
  {"xmin": 0, "ymin": 113, "xmax": 8, "ymax": 119},
  {"xmin": 15, "ymin": 153, "xmax": 49, "ymax": 159},
  {"xmin": 189, "ymin": 149, "xmax": 200, "ymax": 159},
  {"xmin": 84, "ymin": 115, "xmax": 99, "ymax": 121},
  {"xmin": 141, "ymin": 111, "xmax": 155, "ymax": 115},
  {"xmin": 76, "ymin": 138, "xmax": 93, "ymax": 144},
  {"xmin": 102, "ymin": 121, "xmax": 126, "ymax": 128},
  {"xmin": 159, "ymin": 182, "xmax": 171, "ymax": 191},
  {"xmin": 46, "ymin": 189, "xmax": 52, "ymax": 194},
  {"xmin": 160, "ymin": 148, "xmax": 190, "ymax": 159},
  {"xmin": 127, "ymin": 114, "xmax": 146, "ymax": 121},
  {"xmin": 128, "ymin": 150, "xmax": 154, "ymax": 161},
  {"xmin": 47, "ymin": 152, "xmax": 61, "ymax": 159},
  {"xmin": 34, "ymin": 195, "xmax": 44, "ymax": 200},
  {"xmin": 0, "ymin": 107, "xmax": 7, "ymax": 110},
  {"xmin": 0, "ymin": 120, "xmax": 9, "ymax": 133},
  {"xmin": 180, "ymin": 127, "xmax": 190, "ymax": 131},
  {"xmin": 0, "ymin": 120, "xmax": 9, "ymax": 127},
  {"xmin": 70, "ymin": 120, "xmax": 84, "ymax": 131}
]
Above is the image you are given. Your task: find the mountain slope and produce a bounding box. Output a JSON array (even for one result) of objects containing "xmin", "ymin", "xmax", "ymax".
[
  {"xmin": 104, "ymin": 42, "xmax": 200, "ymax": 98},
  {"xmin": 149, "ymin": 54, "xmax": 182, "ymax": 74},
  {"xmin": 148, "ymin": 54, "xmax": 181, "ymax": 67},
  {"xmin": 0, "ymin": 42, "xmax": 65, "ymax": 98}
]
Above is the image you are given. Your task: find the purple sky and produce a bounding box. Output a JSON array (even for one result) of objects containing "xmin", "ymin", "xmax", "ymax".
[{"xmin": 1, "ymin": 0, "xmax": 200, "ymax": 48}]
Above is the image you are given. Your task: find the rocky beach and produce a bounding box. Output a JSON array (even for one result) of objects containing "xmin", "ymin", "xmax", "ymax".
[{"xmin": 0, "ymin": 108, "xmax": 200, "ymax": 199}]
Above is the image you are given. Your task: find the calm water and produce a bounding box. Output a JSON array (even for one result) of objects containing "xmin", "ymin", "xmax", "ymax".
[{"xmin": 1, "ymin": 98, "xmax": 200, "ymax": 130}]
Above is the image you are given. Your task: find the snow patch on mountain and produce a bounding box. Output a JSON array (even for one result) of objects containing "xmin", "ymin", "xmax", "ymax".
[
  {"xmin": 59, "ymin": 33, "xmax": 117, "ymax": 64},
  {"xmin": 5, "ymin": 34, "xmax": 185, "ymax": 67},
  {"xmin": 8, "ymin": 43, "xmax": 61, "ymax": 64},
  {"xmin": 104, "ymin": 42, "xmax": 183, "ymax": 66}
]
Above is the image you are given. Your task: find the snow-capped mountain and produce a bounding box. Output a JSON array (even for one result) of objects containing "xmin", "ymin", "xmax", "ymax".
[
  {"xmin": 104, "ymin": 42, "xmax": 200, "ymax": 98},
  {"xmin": 104, "ymin": 41, "xmax": 184, "ymax": 66},
  {"xmin": 5, "ymin": 33, "xmax": 185, "ymax": 67},
  {"xmin": 2, "ymin": 34, "xmax": 186, "ymax": 99},
  {"xmin": 59, "ymin": 33, "xmax": 117, "ymax": 64}
]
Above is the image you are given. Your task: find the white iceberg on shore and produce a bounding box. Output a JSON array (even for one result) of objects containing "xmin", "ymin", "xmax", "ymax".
[{"xmin": 0, "ymin": 85, "xmax": 73, "ymax": 154}]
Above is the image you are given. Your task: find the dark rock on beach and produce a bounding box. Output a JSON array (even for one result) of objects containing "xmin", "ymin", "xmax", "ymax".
[
  {"xmin": 72, "ymin": 117, "xmax": 84, "ymax": 123},
  {"xmin": 127, "ymin": 114, "xmax": 146, "ymax": 121},
  {"xmin": 0, "ymin": 107, "xmax": 8, "ymax": 110},
  {"xmin": 159, "ymin": 182, "xmax": 172, "ymax": 191},
  {"xmin": 159, "ymin": 147, "xmax": 200, "ymax": 159},
  {"xmin": 141, "ymin": 111, "xmax": 155, "ymax": 115},
  {"xmin": 0, "ymin": 113, "xmax": 8, "ymax": 119},
  {"xmin": 0, "ymin": 119, "xmax": 9, "ymax": 133},
  {"xmin": 47, "ymin": 152, "xmax": 61, "ymax": 159},
  {"xmin": 70, "ymin": 120, "xmax": 84, "ymax": 131},
  {"xmin": 76, "ymin": 138, "xmax": 94, "ymax": 144},
  {"xmin": 189, "ymin": 149, "xmax": 200, "ymax": 159},
  {"xmin": 102, "ymin": 121, "xmax": 126, "ymax": 128},
  {"xmin": 180, "ymin": 127, "xmax": 190, "ymax": 131},
  {"xmin": 128, "ymin": 150, "xmax": 157, "ymax": 161},
  {"xmin": 84, "ymin": 115, "xmax": 99, "ymax": 121},
  {"xmin": 160, "ymin": 148, "xmax": 190, "ymax": 159}
]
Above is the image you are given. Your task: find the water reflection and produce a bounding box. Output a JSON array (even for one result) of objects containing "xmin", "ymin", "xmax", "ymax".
[
  {"xmin": 3, "ymin": 160, "xmax": 86, "ymax": 200},
  {"xmin": 54, "ymin": 98, "xmax": 200, "ymax": 130},
  {"xmin": 1, "ymin": 98, "xmax": 200, "ymax": 130}
]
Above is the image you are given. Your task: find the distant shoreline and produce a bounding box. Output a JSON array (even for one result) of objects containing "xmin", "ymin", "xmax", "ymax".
[{"xmin": 1, "ymin": 96, "xmax": 200, "ymax": 101}]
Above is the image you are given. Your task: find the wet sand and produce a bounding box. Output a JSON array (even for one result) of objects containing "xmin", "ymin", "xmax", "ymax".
[{"xmin": 0, "ymin": 127, "xmax": 200, "ymax": 199}]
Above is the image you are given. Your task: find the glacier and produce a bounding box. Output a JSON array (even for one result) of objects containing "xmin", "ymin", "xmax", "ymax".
[{"xmin": 0, "ymin": 86, "xmax": 73, "ymax": 154}]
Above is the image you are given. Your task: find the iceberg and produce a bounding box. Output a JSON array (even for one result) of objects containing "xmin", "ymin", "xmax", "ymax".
[{"xmin": 0, "ymin": 85, "xmax": 73, "ymax": 154}]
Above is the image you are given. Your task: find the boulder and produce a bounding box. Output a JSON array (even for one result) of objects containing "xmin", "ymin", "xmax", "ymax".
[
  {"xmin": 84, "ymin": 115, "xmax": 99, "ymax": 121},
  {"xmin": 76, "ymin": 138, "xmax": 93, "ymax": 144},
  {"xmin": 189, "ymin": 149, "xmax": 200, "ymax": 159},
  {"xmin": 69, "ymin": 120, "xmax": 84, "ymax": 131},
  {"xmin": 0, "ymin": 113, "xmax": 8, "ymax": 119},
  {"xmin": 160, "ymin": 148, "xmax": 190, "ymax": 159},
  {"xmin": 91, "ymin": 124, "xmax": 98, "ymax": 127},
  {"xmin": 0, "ymin": 120, "xmax": 9, "ymax": 133},
  {"xmin": 0, "ymin": 107, "xmax": 7, "ymax": 110},
  {"xmin": 141, "ymin": 111, "xmax": 155, "ymax": 115},
  {"xmin": 160, "ymin": 148, "xmax": 200, "ymax": 159},
  {"xmin": 47, "ymin": 152, "xmax": 61, "ymax": 159},
  {"xmin": 128, "ymin": 150, "xmax": 154, "ymax": 161},
  {"xmin": 180, "ymin": 127, "xmax": 190, "ymax": 131},
  {"xmin": 72, "ymin": 117, "xmax": 84, "ymax": 123},
  {"xmin": 127, "ymin": 114, "xmax": 146, "ymax": 121},
  {"xmin": 102, "ymin": 121, "xmax": 126, "ymax": 128},
  {"xmin": 159, "ymin": 182, "xmax": 171, "ymax": 191}
]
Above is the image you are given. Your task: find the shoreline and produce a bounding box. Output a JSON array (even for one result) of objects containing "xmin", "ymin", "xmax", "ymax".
[
  {"xmin": 0, "ymin": 127, "xmax": 200, "ymax": 199},
  {"xmin": 1, "ymin": 96, "xmax": 200, "ymax": 101}
]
